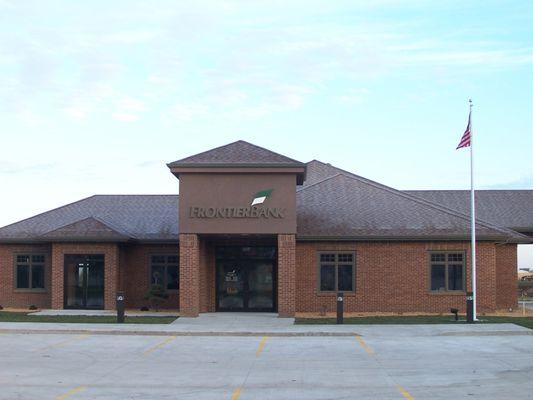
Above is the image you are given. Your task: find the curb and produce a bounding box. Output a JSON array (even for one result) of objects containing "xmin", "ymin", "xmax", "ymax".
[
  {"xmin": 0, "ymin": 329, "xmax": 362, "ymax": 337},
  {"xmin": 438, "ymin": 330, "xmax": 533, "ymax": 336}
]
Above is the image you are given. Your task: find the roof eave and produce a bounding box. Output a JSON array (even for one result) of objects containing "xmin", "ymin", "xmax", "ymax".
[{"xmin": 295, "ymin": 235, "xmax": 529, "ymax": 243}]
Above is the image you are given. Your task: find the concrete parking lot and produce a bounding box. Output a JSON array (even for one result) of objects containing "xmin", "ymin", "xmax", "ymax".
[{"xmin": 0, "ymin": 327, "xmax": 532, "ymax": 400}]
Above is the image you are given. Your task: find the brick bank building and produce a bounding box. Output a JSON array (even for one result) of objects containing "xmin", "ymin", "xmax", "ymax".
[{"xmin": 0, "ymin": 141, "xmax": 531, "ymax": 317}]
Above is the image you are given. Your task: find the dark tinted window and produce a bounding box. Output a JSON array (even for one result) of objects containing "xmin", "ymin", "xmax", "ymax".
[
  {"xmin": 150, "ymin": 255, "xmax": 179, "ymax": 291},
  {"xmin": 167, "ymin": 265, "xmax": 179, "ymax": 290},
  {"xmin": 318, "ymin": 252, "xmax": 356, "ymax": 293},
  {"xmin": 151, "ymin": 265, "xmax": 165, "ymax": 285},
  {"xmin": 16, "ymin": 265, "xmax": 30, "ymax": 289},
  {"xmin": 31, "ymin": 264, "xmax": 45, "ymax": 289},
  {"xmin": 448, "ymin": 264, "xmax": 464, "ymax": 291},
  {"xmin": 338, "ymin": 265, "xmax": 353, "ymax": 292},
  {"xmin": 430, "ymin": 252, "xmax": 465, "ymax": 292},
  {"xmin": 430, "ymin": 265, "xmax": 446, "ymax": 291},
  {"xmin": 320, "ymin": 265, "xmax": 335, "ymax": 291},
  {"xmin": 15, "ymin": 254, "xmax": 45, "ymax": 290}
]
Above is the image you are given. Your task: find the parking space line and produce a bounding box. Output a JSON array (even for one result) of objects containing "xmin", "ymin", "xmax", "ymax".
[
  {"xmin": 256, "ymin": 336, "xmax": 268, "ymax": 357},
  {"xmin": 143, "ymin": 336, "xmax": 177, "ymax": 356},
  {"xmin": 34, "ymin": 334, "xmax": 90, "ymax": 352},
  {"xmin": 397, "ymin": 385, "xmax": 414, "ymax": 399},
  {"xmin": 230, "ymin": 387, "xmax": 242, "ymax": 400},
  {"xmin": 55, "ymin": 385, "xmax": 87, "ymax": 400},
  {"xmin": 355, "ymin": 336, "xmax": 374, "ymax": 355}
]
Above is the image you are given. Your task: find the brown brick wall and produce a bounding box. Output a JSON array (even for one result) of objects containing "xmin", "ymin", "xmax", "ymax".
[
  {"xmin": 51, "ymin": 243, "xmax": 119, "ymax": 310},
  {"xmin": 179, "ymin": 234, "xmax": 200, "ymax": 316},
  {"xmin": 199, "ymin": 239, "xmax": 215, "ymax": 313},
  {"xmin": 278, "ymin": 234, "xmax": 296, "ymax": 317},
  {"xmin": 0, "ymin": 244, "xmax": 52, "ymax": 309},
  {"xmin": 0, "ymin": 239, "xmax": 519, "ymax": 315},
  {"xmin": 495, "ymin": 244, "xmax": 518, "ymax": 310},
  {"xmin": 296, "ymin": 241, "xmax": 501, "ymax": 314},
  {"xmin": 120, "ymin": 243, "xmax": 179, "ymax": 310}
]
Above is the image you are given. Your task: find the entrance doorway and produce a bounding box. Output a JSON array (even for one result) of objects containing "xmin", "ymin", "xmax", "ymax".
[
  {"xmin": 64, "ymin": 254, "xmax": 105, "ymax": 309},
  {"xmin": 216, "ymin": 246, "xmax": 276, "ymax": 312}
]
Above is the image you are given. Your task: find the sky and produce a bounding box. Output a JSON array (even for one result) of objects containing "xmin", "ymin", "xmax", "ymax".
[{"xmin": 1, "ymin": 0, "xmax": 532, "ymax": 267}]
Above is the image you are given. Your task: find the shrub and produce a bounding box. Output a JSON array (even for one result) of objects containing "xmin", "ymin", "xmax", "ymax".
[{"xmin": 144, "ymin": 284, "xmax": 169, "ymax": 312}]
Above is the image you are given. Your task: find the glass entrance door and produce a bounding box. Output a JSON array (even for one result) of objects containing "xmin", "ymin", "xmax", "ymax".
[
  {"xmin": 64, "ymin": 254, "xmax": 105, "ymax": 309},
  {"xmin": 216, "ymin": 246, "xmax": 276, "ymax": 312}
]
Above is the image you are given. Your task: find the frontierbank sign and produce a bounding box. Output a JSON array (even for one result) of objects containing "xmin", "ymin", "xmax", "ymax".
[
  {"xmin": 189, "ymin": 189, "xmax": 285, "ymax": 219},
  {"xmin": 189, "ymin": 206, "xmax": 285, "ymax": 219}
]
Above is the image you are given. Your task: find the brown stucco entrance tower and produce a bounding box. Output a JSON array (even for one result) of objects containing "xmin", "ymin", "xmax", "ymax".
[{"xmin": 167, "ymin": 141, "xmax": 306, "ymax": 317}]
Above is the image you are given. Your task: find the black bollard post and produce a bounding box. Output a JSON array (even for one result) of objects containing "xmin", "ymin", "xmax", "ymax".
[
  {"xmin": 336, "ymin": 292, "xmax": 344, "ymax": 324},
  {"xmin": 116, "ymin": 291, "xmax": 125, "ymax": 324},
  {"xmin": 466, "ymin": 291, "xmax": 473, "ymax": 323}
]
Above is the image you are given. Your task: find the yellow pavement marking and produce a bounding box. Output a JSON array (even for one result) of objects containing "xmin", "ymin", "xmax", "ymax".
[
  {"xmin": 55, "ymin": 385, "xmax": 87, "ymax": 400},
  {"xmin": 355, "ymin": 336, "xmax": 374, "ymax": 355},
  {"xmin": 230, "ymin": 387, "xmax": 242, "ymax": 400},
  {"xmin": 256, "ymin": 336, "xmax": 268, "ymax": 357},
  {"xmin": 34, "ymin": 334, "xmax": 90, "ymax": 352},
  {"xmin": 143, "ymin": 336, "xmax": 177, "ymax": 356},
  {"xmin": 397, "ymin": 385, "xmax": 415, "ymax": 400}
]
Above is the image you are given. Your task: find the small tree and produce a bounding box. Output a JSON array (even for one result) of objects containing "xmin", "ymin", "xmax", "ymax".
[{"xmin": 144, "ymin": 284, "xmax": 169, "ymax": 312}]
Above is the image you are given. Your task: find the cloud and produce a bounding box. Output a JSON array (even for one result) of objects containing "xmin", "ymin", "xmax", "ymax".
[
  {"xmin": 111, "ymin": 97, "xmax": 146, "ymax": 122},
  {"xmin": 485, "ymin": 173, "xmax": 533, "ymax": 189},
  {"xmin": 0, "ymin": 161, "xmax": 57, "ymax": 174}
]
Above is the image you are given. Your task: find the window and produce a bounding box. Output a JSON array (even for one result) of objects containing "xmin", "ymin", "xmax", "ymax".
[
  {"xmin": 15, "ymin": 254, "xmax": 45, "ymax": 290},
  {"xmin": 150, "ymin": 255, "xmax": 179, "ymax": 291},
  {"xmin": 430, "ymin": 252, "xmax": 465, "ymax": 292},
  {"xmin": 318, "ymin": 252, "xmax": 355, "ymax": 293}
]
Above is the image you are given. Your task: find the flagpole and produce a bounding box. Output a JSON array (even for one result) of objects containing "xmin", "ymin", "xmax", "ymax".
[{"xmin": 469, "ymin": 99, "xmax": 477, "ymax": 321}]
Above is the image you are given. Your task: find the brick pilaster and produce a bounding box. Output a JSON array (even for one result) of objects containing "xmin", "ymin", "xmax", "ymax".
[
  {"xmin": 179, "ymin": 234, "xmax": 201, "ymax": 317},
  {"xmin": 278, "ymin": 234, "xmax": 296, "ymax": 317}
]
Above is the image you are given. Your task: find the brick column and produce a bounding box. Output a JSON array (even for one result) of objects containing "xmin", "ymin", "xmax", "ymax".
[
  {"xmin": 103, "ymin": 245, "xmax": 119, "ymax": 310},
  {"xmin": 179, "ymin": 234, "xmax": 201, "ymax": 317},
  {"xmin": 278, "ymin": 234, "xmax": 296, "ymax": 317},
  {"xmin": 51, "ymin": 244, "xmax": 64, "ymax": 309}
]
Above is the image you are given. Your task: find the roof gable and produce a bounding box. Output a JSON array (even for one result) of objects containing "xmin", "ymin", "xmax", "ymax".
[
  {"xmin": 167, "ymin": 140, "xmax": 304, "ymax": 167},
  {"xmin": 39, "ymin": 217, "xmax": 130, "ymax": 241}
]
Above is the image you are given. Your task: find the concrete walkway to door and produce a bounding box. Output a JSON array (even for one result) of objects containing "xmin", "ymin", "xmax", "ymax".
[{"xmin": 172, "ymin": 313, "xmax": 294, "ymax": 332}]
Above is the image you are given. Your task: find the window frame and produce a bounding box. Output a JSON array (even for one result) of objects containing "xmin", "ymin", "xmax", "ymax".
[
  {"xmin": 13, "ymin": 252, "xmax": 47, "ymax": 292},
  {"xmin": 148, "ymin": 253, "xmax": 179, "ymax": 292},
  {"xmin": 428, "ymin": 250, "xmax": 466, "ymax": 293},
  {"xmin": 317, "ymin": 251, "xmax": 356, "ymax": 294}
]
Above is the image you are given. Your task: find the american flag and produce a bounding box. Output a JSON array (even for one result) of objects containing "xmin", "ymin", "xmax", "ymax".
[{"xmin": 456, "ymin": 110, "xmax": 471, "ymax": 149}]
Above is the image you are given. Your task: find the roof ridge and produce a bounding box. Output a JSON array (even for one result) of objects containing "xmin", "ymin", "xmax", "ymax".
[
  {"xmin": 303, "ymin": 174, "xmax": 527, "ymax": 240},
  {"xmin": 91, "ymin": 194, "xmax": 179, "ymax": 197},
  {"xmin": 167, "ymin": 140, "xmax": 303, "ymax": 166},
  {"xmin": 0, "ymin": 195, "xmax": 97, "ymax": 231},
  {"xmin": 406, "ymin": 189, "xmax": 533, "ymax": 193},
  {"xmin": 235, "ymin": 140, "xmax": 303, "ymax": 164},
  {"xmin": 166, "ymin": 140, "xmax": 243, "ymax": 166},
  {"xmin": 297, "ymin": 173, "xmax": 344, "ymax": 192}
]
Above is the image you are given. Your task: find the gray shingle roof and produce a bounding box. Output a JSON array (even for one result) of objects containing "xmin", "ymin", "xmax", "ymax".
[
  {"xmin": 405, "ymin": 190, "xmax": 533, "ymax": 233},
  {"xmin": 0, "ymin": 159, "xmax": 530, "ymax": 243},
  {"xmin": 296, "ymin": 174, "xmax": 527, "ymax": 242},
  {"xmin": 0, "ymin": 195, "xmax": 179, "ymax": 242},
  {"xmin": 303, "ymin": 160, "xmax": 533, "ymax": 238},
  {"xmin": 167, "ymin": 140, "xmax": 304, "ymax": 167}
]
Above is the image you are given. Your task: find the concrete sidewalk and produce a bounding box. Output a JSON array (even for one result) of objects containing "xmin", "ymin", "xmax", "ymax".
[
  {"xmin": 0, "ymin": 312, "xmax": 530, "ymax": 337},
  {"xmin": 31, "ymin": 309, "xmax": 179, "ymax": 317}
]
